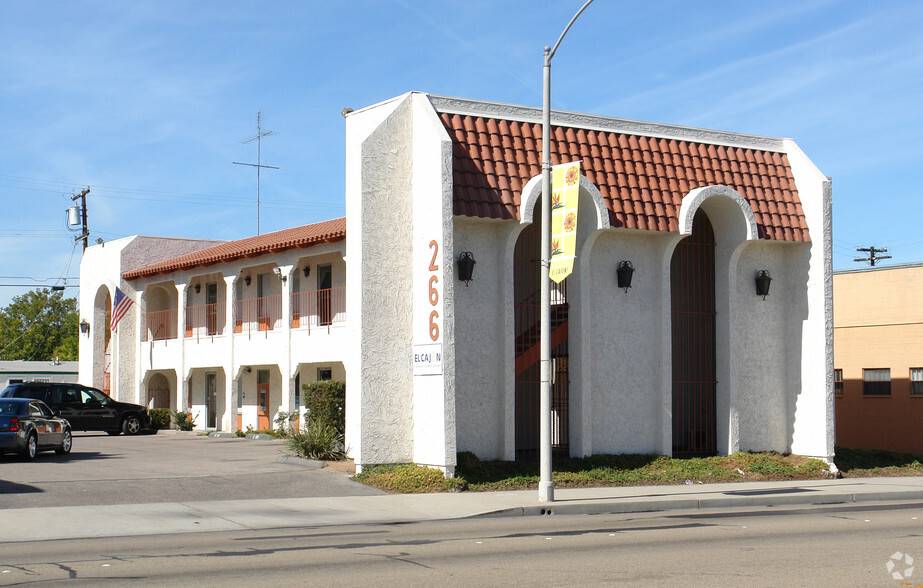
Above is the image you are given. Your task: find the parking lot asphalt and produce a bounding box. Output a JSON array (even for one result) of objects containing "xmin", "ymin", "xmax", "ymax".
[{"xmin": 0, "ymin": 430, "xmax": 383, "ymax": 510}]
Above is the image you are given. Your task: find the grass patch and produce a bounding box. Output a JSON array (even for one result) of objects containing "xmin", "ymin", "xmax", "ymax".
[
  {"xmin": 352, "ymin": 448, "xmax": 923, "ymax": 494},
  {"xmin": 353, "ymin": 464, "xmax": 465, "ymax": 493},
  {"xmin": 353, "ymin": 451, "xmax": 832, "ymax": 493}
]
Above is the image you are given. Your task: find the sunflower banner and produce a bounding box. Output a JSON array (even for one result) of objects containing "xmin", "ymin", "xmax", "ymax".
[{"xmin": 548, "ymin": 160, "xmax": 580, "ymax": 283}]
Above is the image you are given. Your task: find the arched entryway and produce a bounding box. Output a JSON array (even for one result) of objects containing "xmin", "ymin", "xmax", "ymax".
[
  {"xmin": 513, "ymin": 221, "xmax": 569, "ymax": 460},
  {"xmin": 147, "ymin": 372, "xmax": 172, "ymax": 409},
  {"xmin": 671, "ymin": 209, "xmax": 717, "ymax": 457},
  {"xmin": 93, "ymin": 286, "xmax": 112, "ymax": 394}
]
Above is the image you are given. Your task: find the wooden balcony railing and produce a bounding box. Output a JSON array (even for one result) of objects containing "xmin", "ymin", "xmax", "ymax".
[
  {"xmin": 292, "ymin": 287, "xmax": 345, "ymax": 332},
  {"xmin": 141, "ymin": 308, "xmax": 178, "ymax": 342},
  {"xmin": 184, "ymin": 302, "xmax": 226, "ymax": 340},
  {"xmin": 234, "ymin": 295, "xmax": 282, "ymax": 336}
]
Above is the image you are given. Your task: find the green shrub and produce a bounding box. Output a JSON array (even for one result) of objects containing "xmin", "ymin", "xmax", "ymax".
[
  {"xmin": 302, "ymin": 380, "xmax": 345, "ymax": 434},
  {"xmin": 284, "ymin": 418, "xmax": 347, "ymax": 460},
  {"xmin": 172, "ymin": 410, "xmax": 196, "ymax": 431},
  {"xmin": 274, "ymin": 411, "xmax": 300, "ymax": 437},
  {"xmin": 149, "ymin": 408, "xmax": 171, "ymax": 430}
]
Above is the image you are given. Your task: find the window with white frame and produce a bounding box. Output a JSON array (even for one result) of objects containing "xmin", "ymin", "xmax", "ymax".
[
  {"xmin": 834, "ymin": 369, "xmax": 843, "ymax": 396},
  {"xmin": 911, "ymin": 368, "xmax": 923, "ymax": 396},
  {"xmin": 863, "ymin": 368, "xmax": 891, "ymax": 396}
]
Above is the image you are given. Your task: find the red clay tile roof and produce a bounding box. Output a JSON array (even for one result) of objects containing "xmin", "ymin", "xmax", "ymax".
[
  {"xmin": 123, "ymin": 217, "xmax": 346, "ymax": 280},
  {"xmin": 439, "ymin": 113, "xmax": 809, "ymax": 242}
]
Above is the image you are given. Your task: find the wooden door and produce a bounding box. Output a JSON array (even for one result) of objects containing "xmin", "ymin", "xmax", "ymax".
[{"xmin": 257, "ymin": 383, "xmax": 270, "ymax": 431}]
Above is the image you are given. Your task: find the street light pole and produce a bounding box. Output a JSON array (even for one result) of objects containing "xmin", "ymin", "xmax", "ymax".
[{"xmin": 539, "ymin": 0, "xmax": 596, "ymax": 503}]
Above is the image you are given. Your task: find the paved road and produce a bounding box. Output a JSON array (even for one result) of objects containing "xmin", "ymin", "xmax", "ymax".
[
  {"xmin": 0, "ymin": 431, "xmax": 382, "ymax": 509},
  {"xmin": 2, "ymin": 502, "xmax": 921, "ymax": 585}
]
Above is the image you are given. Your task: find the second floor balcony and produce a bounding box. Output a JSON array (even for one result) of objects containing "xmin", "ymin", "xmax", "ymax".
[{"xmin": 141, "ymin": 286, "xmax": 347, "ymax": 342}]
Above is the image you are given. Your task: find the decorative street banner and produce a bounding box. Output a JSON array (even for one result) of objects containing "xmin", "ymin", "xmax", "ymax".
[{"xmin": 549, "ymin": 160, "xmax": 581, "ymax": 283}]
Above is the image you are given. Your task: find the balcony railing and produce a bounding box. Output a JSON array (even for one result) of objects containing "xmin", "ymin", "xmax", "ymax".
[
  {"xmin": 234, "ymin": 295, "xmax": 282, "ymax": 336},
  {"xmin": 185, "ymin": 302, "xmax": 226, "ymax": 340},
  {"xmin": 292, "ymin": 287, "xmax": 345, "ymax": 332},
  {"xmin": 141, "ymin": 308, "xmax": 178, "ymax": 342}
]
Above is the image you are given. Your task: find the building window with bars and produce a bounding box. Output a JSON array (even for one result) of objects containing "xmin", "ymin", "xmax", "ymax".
[
  {"xmin": 863, "ymin": 368, "xmax": 891, "ymax": 396},
  {"xmin": 834, "ymin": 369, "xmax": 843, "ymax": 396},
  {"xmin": 911, "ymin": 368, "xmax": 923, "ymax": 396}
]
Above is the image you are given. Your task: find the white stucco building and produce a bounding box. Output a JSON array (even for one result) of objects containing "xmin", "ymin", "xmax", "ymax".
[{"xmin": 79, "ymin": 92, "xmax": 834, "ymax": 473}]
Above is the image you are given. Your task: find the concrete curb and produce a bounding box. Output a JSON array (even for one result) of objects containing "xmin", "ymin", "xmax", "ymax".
[
  {"xmin": 275, "ymin": 455, "xmax": 325, "ymax": 469},
  {"xmin": 469, "ymin": 488, "xmax": 923, "ymax": 519}
]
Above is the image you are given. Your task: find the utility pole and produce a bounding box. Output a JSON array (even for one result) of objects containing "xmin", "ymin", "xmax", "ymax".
[
  {"xmin": 233, "ymin": 111, "xmax": 279, "ymax": 235},
  {"xmin": 71, "ymin": 187, "xmax": 90, "ymax": 251},
  {"xmin": 854, "ymin": 246, "xmax": 891, "ymax": 266}
]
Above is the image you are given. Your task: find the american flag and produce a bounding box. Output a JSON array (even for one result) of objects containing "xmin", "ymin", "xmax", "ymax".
[{"xmin": 110, "ymin": 287, "xmax": 134, "ymax": 332}]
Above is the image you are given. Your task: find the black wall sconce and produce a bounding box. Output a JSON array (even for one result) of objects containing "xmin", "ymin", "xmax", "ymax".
[
  {"xmin": 194, "ymin": 284, "xmax": 201, "ymax": 294},
  {"xmin": 303, "ymin": 266, "xmax": 310, "ymax": 278},
  {"xmin": 457, "ymin": 251, "xmax": 476, "ymax": 286},
  {"xmin": 79, "ymin": 319, "xmax": 90, "ymax": 335},
  {"xmin": 755, "ymin": 270, "xmax": 772, "ymax": 300},
  {"xmin": 617, "ymin": 261, "xmax": 634, "ymax": 292},
  {"xmin": 244, "ymin": 275, "xmax": 251, "ymax": 286}
]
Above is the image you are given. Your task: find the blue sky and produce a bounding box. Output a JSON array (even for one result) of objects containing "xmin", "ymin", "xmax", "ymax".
[{"xmin": 1, "ymin": 0, "xmax": 921, "ymax": 306}]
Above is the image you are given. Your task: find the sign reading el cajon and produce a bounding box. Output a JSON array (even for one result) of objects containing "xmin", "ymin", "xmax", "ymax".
[{"xmin": 413, "ymin": 343, "xmax": 443, "ymax": 376}]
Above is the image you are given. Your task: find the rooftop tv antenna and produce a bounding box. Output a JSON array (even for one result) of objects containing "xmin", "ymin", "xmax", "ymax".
[{"xmin": 233, "ymin": 111, "xmax": 279, "ymax": 235}]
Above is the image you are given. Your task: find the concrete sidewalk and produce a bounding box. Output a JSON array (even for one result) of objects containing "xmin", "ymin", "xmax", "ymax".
[{"xmin": 4, "ymin": 476, "xmax": 923, "ymax": 543}]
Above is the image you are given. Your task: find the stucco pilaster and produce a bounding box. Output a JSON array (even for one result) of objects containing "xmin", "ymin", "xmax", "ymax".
[
  {"xmin": 223, "ymin": 274, "xmax": 237, "ymax": 431},
  {"xmin": 176, "ymin": 282, "xmax": 188, "ymax": 410}
]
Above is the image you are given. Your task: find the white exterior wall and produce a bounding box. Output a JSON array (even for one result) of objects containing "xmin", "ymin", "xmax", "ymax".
[
  {"xmin": 586, "ymin": 230, "xmax": 671, "ymax": 455},
  {"xmin": 346, "ymin": 95, "xmax": 416, "ymax": 468},
  {"xmin": 409, "ymin": 93, "xmax": 457, "ymax": 473},
  {"xmin": 453, "ymin": 218, "xmax": 513, "ymax": 460},
  {"xmin": 783, "ymin": 139, "xmax": 835, "ymax": 461}
]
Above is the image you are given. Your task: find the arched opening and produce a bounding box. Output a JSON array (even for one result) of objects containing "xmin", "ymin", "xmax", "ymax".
[
  {"xmin": 147, "ymin": 373, "xmax": 172, "ymax": 410},
  {"xmin": 671, "ymin": 209, "xmax": 717, "ymax": 457},
  {"xmin": 93, "ymin": 286, "xmax": 112, "ymax": 394},
  {"xmin": 144, "ymin": 284, "xmax": 178, "ymax": 341},
  {"xmin": 513, "ymin": 220, "xmax": 569, "ymax": 460}
]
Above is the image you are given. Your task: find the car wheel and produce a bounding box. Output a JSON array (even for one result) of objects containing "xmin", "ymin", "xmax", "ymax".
[
  {"xmin": 56, "ymin": 428, "xmax": 72, "ymax": 455},
  {"xmin": 122, "ymin": 415, "xmax": 142, "ymax": 435},
  {"xmin": 22, "ymin": 433, "xmax": 37, "ymax": 461}
]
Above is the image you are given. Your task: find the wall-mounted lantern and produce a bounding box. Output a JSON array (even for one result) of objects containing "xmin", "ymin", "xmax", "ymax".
[
  {"xmin": 616, "ymin": 261, "xmax": 634, "ymax": 292},
  {"xmin": 457, "ymin": 252, "xmax": 476, "ymax": 286},
  {"xmin": 194, "ymin": 284, "xmax": 201, "ymax": 294},
  {"xmin": 79, "ymin": 319, "xmax": 90, "ymax": 335},
  {"xmin": 755, "ymin": 270, "xmax": 772, "ymax": 300},
  {"xmin": 244, "ymin": 274, "xmax": 251, "ymax": 286},
  {"xmin": 303, "ymin": 266, "xmax": 310, "ymax": 278}
]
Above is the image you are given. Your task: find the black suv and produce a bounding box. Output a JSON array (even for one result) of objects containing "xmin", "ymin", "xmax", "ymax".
[{"xmin": 0, "ymin": 382, "xmax": 151, "ymax": 435}]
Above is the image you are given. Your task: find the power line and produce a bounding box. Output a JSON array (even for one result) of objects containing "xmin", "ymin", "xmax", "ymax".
[{"xmin": 854, "ymin": 245, "xmax": 892, "ymax": 266}]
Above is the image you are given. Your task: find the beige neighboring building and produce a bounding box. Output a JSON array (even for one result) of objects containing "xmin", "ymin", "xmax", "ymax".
[{"xmin": 834, "ymin": 263, "xmax": 923, "ymax": 455}]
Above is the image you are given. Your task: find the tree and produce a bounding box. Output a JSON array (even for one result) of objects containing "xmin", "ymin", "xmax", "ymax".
[{"xmin": 0, "ymin": 289, "xmax": 78, "ymax": 361}]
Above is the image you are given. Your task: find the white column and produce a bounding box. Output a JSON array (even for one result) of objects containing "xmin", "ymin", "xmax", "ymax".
[
  {"xmin": 278, "ymin": 264, "xmax": 293, "ymax": 413},
  {"xmin": 176, "ymin": 283, "xmax": 188, "ymax": 411},
  {"xmin": 224, "ymin": 275, "xmax": 237, "ymax": 431}
]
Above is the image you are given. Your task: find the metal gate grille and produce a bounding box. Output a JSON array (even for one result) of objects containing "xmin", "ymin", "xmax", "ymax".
[
  {"xmin": 514, "ymin": 223, "xmax": 569, "ymax": 460},
  {"xmin": 671, "ymin": 211, "xmax": 717, "ymax": 457}
]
